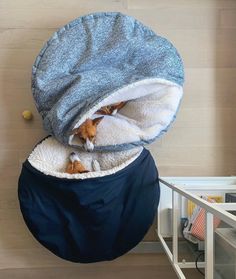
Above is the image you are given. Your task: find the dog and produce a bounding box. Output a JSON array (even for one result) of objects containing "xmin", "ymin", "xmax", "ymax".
[
  {"xmin": 72, "ymin": 102, "xmax": 126, "ymax": 151},
  {"xmin": 65, "ymin": 152, "xmax": 89, "ymax": 174},
  {"xmin": 96, "ymin": 101, "xmax": 126, "ymax": 116},
  {"xmin": 72, "ymin": 117, "xmax": 104, "ymax": 151},
  {"xmin": 65, "ymin": 152, "xmax": 101, "ymax": 174}
]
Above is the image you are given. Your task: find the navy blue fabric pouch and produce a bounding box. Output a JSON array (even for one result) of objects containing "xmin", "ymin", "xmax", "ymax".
[{"xmin": 18, "ymin": 145, "xmax": 159, "ymax": 263}]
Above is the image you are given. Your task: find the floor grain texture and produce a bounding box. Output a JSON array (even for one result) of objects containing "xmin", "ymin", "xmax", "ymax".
[
  {"xmin": 0, "ymin": 254, "xmax": 203, "ymax": 279},
  {"xmin": 0, "ymin": 0, "xmax": 234, "ymax": 278}
]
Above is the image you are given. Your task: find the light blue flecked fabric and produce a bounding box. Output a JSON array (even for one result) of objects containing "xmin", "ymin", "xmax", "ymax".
[{"xmin": 32, "ymin": 12, "xmax": 184, "ymax": 150}]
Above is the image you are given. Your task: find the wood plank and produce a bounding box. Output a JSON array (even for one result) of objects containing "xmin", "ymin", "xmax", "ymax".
[
  {"xmin": 0, "ymin": 8, "xmax": 126, "ymax": 29},
  {"xmin": 149, "ymin": 145, "xmax": 236, "ymax": 166},
  {"xmin": 157, "ymin": 29, "xmax": 236, "ymax": 68},
  {"xmin": 0, "ymin": 49, "xmax": 39, "ymax": 70},
  {"xmin": 0, "ymin": 150, "xmax": 19, "ymax": 170},
  {"xmin": 0, "ymin": 265, "xmax": 179, "ymax": 279},
  {"xmin": 0, "ymin": 250, "xmax": 172, "ymax": 269},
  {"xmin": 183, "ymin": 68, "xmax": 236, "ymax": 108},
  {"xmin": 143, "ymin": 223, "xmax": 157, "ymax": 241},
  {"xmin": 0, "ymin": 94, "xmax": 42, "ymax": 130},
  {"xmin": 0, "ymin": 6, "xmax": 219, "ymax": 29},
  {"xmin": 0, "ymin": 210, "xmax": 40, "ymax": 250},
  {"xmin": 0, "ymin": 0, "xmax": 125, "ymax": 10},
  {"xmin": 174, "ymin": 108, "xmax": 236, "ymax": 129},
  {"xmin": 0, "ymin": 172, "xmax": 21, "ymax": 188},
  {"xmin": 0, "ymin": 129, "xmax": 47, "ymax": 149},
  {"xmin": 127, "ymin": 8, "xmax": 219, "ymax": 30},
  {"xmin": 220, "ymin": 9, "xmax": 236, "ymax": 28},
  {"xmin": 159, "ymin": 164, "xmax": 236, "ymax": 177},
  {"xmin": 0, "ymin": 28, "xmax": 54, "ymax": 49},
  {"xmin": 128, "ymin": 0, "xmax": 236, "ymax": 10},
  {"xmin": 0, "ymin": 69, "xmax": 31, "ymax": 89},
  {"xmin": 159, "ymin": 124, "xmax": 236, "ymax": 148}
]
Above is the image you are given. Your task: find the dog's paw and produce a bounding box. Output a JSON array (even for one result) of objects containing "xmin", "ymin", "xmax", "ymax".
[
  {"xmin": 111, "ymin": 108, "xmax": 118, "ymax": 115},
  {"xmin": 92, "ymin": 160, "xmax": 101, "ymax": 172}
]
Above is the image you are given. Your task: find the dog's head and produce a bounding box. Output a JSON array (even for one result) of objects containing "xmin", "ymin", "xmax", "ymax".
[{"xmin": 72, "ymin": 117, "xmax": 104, "ymax": 151}]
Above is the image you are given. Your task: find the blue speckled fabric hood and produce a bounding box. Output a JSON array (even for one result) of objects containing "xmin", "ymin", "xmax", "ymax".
[{"xmin": 32, "ymin": 12, "xmax": 184, "ymax": 151}]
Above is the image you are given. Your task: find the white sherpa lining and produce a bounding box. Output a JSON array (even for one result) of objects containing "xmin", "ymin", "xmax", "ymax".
[
  {"xmin": 28, "ymin": 137, "xmax": 143, "ymax": 180},
  {"xmin": 69, "ymin": 78, "xmax": 183, "ymax": 147}
]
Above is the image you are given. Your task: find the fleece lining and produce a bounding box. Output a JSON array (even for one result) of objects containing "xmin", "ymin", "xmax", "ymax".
[
  {"xmin": 69, "ymin": 78, "xmax": 183, "ymax": 148},
  {"xmin": 28, "ymin": 137, "xmax": 143, "ymax": 180}
]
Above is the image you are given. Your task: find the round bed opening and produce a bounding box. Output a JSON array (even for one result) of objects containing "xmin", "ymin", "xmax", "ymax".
[
  {"xmin": 28, "ymin": 137, "xmax": 143, "ymax": 180},
  {"xmin": 69, "ymin": 78, "xmax": 183, "ymax": 148}
]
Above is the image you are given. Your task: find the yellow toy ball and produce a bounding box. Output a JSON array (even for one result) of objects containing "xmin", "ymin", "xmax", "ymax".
[{"xmin": 22, "ymin": 110, "xmax": 33, "ymax": 120}]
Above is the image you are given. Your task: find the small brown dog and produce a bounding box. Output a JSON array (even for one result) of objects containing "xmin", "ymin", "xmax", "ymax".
[
  {"xmin": 65, "ymin": 152, "xmax": 89, "ymax": 174},
  {"xmin": 72, "ymin": 102, "xmax": 126, "ymax": 151},
  {"xmin": 96, "ymin": 101, "xmax": 126, "ymax": 116},
  {"xmin": 72, "ymin": 117, "xmax": 104, "ymax": 151},
  {"xmin": 65, "ymin": 152, "xmax": 101, "ymax": 174}
]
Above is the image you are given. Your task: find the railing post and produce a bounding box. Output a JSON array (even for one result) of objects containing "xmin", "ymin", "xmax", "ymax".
[
  {"xmin": 205, "ymin": 211, "xmax": 214, "ymax": 279},
  {"xmin": 172, "ymin": 190, "xmax": 179, "ymax": 264}
]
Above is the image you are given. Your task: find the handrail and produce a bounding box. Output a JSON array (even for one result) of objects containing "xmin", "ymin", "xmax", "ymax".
[
  {"xmin": 159, "ymin": 178, "xmax": 236, "ymax": 228},
  {"xmin": 158, "ymin": 178, "xmax": 236, "ymax": 279}
]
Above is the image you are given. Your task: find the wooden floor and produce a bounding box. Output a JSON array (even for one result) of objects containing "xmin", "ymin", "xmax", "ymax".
[
  {"xmin": 0, "ymin": 0, "xmax": 235, "ymax": 278},
  {"xmin": 0, "ymin": 253, "xmax": 202, "ymax": 279}
]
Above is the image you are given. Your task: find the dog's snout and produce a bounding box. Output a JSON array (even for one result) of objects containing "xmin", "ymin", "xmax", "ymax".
[{"xmin": 84, "ymin": 138, "xmax": 94, "ymax": 152}]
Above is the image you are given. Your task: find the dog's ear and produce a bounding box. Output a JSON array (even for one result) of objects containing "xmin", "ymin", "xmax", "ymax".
[
  {"xmin": 71, "ymin": 128, "xmax": 80, "ymax": 135},
  {"xmin": 93, "ymin": 116, "xmax": 104, "ymax": 126}
]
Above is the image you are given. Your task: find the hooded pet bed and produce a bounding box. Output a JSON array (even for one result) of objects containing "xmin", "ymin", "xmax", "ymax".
[
  {"xmin": 18, "ymin": 137, "xmax": 160, "ymax": 263},
  {"xmin": 18, "ymin": 12, "xmax": 184, "ymax": 263},
  {"xmin": 32, "ymin": 12, "xmax": 184, "ymax": 151}
]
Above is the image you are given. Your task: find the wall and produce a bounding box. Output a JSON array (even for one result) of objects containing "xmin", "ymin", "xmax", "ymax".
[{"xmin": 0, "ymin": 0, "xmax": 235, "ymax": 269}]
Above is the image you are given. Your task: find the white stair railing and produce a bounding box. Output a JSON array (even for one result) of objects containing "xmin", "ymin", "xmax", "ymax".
[{"xmin": 157, "ymin": 177, "xmax": 236, "ymax": 279}]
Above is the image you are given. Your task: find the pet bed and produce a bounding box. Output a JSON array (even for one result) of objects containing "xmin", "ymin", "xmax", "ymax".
[{"xmin": 18, "ymin": 12, "xmax": 184, "ymax": 263}]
